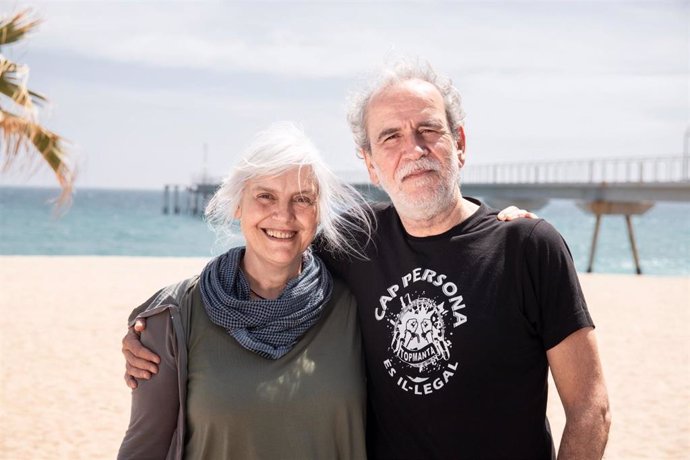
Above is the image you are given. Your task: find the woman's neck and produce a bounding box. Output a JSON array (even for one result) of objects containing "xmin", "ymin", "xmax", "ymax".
[{"xmin": 241, "ymin": 252, "xmax": 302, "ymax": 300}]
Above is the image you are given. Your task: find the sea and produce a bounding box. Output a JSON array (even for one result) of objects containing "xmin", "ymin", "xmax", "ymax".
[{"xmin": 1, "ymin": 186, "xmax": 688, "ymax": 276}]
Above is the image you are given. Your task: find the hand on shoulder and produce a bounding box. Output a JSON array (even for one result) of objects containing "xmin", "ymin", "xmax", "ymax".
[{"xmin": 497, "ymin": 206, "xmax": 538, "ymax": 221}]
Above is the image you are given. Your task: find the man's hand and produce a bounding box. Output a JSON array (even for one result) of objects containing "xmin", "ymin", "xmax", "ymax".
[
  {"xmin": 122, "ymin": 318, "xmax": 161, "ymax": 389},
  {"xmin": 497, "ymin": 206, "xmax": 538, "ymax": 221}
]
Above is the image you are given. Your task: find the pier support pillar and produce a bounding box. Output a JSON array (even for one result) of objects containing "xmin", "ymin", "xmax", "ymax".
[
  {"xmin": 577, "ymin": 201, "xmax": 654, "ymax": 275},
  {"xmin": 192, "ymin": 190, "xmax": 200, "ymax": 216},
  {"xmin": 625, "ymin": 215, "xmax": 643, "ymax": 275},
  {"xmin": 586, "ymin": 213, "xmax": 602, "ymax": 274},
  {"xmin": 186, "ymin": 188, "xmax": 192, "ymax": 214},
  {"xmin": 173, "ymin": 186, "xmax": 180, "ymax": 214},
  {"xmin": 163, "ymin": 185, "xmax": 170, "ymax": 214}
]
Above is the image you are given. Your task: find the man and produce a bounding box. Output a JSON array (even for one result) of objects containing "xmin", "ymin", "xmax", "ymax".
[{"xmin": 123, "ymin": 58, "xmax": 610, "ymax": 459}]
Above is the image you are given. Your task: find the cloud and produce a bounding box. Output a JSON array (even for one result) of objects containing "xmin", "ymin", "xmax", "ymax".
[{"xmin": 24, "ymin": 1, "xmax": 687, "ymax": 79}]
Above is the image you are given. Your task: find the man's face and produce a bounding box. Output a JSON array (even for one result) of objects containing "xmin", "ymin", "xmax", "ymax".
[{"xmin": 361, "ymin": 79, "xmax": 465, "ymax": 220}]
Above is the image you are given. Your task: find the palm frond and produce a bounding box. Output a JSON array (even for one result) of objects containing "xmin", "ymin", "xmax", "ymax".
[
  {"xmin": 0, "ymin": 9, "xmax": 72, "ymax": 209},
  {"xmin": 0, "ymin": 109, "xmax": 74, "ymax": 205},
  {"xmin": 0, "ymin": 57, "xmax": 34, "ymax": 109},
  {"xmin": 0, "ymin": 10, "xmax": 40, "ymax": 47}
]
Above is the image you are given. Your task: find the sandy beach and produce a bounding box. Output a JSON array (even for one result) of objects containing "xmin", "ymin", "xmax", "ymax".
[{"xmin": 1, "ymin": 256, "xmax": 688, "ymax": 459}]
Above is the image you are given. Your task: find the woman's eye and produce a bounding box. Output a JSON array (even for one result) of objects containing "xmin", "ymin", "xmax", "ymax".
[{"xmin": 295, "ymin": 196, "xmax": 313, "ymax": 205}]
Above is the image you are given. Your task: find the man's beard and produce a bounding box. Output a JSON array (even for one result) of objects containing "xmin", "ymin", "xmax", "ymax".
[{"xmin": 375, "ymin": 157, "xmax": 461, "ymax": 222}]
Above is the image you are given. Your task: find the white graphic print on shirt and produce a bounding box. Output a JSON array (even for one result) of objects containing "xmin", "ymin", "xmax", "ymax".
[{"xmin": 375, "ymin": 267, "xmax": 468, "ymax": 395}]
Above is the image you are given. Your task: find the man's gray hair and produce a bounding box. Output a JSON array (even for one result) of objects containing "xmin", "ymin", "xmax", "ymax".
[
  {"xmin": 205, "ymin": 122, "xmax": 373, "ymax": 258},
  {"xmin": 346, "ymin": 57, "xmax": 466, "ymax": 153}
]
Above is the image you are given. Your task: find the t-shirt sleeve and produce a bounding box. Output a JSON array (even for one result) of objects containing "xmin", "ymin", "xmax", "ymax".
[{"xmin": 521, "ymin": 220, "xmax": 594, "ymax": 350}]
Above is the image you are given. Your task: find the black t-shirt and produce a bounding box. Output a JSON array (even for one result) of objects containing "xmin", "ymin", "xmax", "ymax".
[{"xmin": 320, "ymin": 198, "xmax": 593, "ymax": 460}]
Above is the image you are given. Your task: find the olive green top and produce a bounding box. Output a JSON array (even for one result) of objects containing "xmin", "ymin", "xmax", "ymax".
[{"xmin": 184, "ymin": 280, "xmax": 366, "ymax": 459}]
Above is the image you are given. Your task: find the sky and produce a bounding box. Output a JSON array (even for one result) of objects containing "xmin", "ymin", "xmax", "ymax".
[{"xmin": 0, "ymin": 0, "xmax": 687, "ymax": 190}]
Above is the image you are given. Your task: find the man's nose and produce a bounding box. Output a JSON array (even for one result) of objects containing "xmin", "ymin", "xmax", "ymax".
[{"xmin": 402, "ymin": 133, "xmax": 428, "ymax": 159}]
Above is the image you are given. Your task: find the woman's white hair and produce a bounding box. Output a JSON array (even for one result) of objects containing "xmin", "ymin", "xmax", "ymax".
[
  {"xmin": 346, "ymin": 56, "xmax": 466, "ymax": 153},
  {"xmin": 205, "ymin": 122, "xmax": 374, "ymax": 258}
]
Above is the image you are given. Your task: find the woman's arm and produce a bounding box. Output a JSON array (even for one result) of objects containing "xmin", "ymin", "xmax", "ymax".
[{"xmin": 118, "ymin": 310, "xmax": 180, "ymax": 459}]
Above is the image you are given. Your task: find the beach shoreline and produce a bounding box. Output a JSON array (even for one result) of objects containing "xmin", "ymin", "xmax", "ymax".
[{"xmin": 1, "ymin": 256, "xmax": 688, "ymax": 459}]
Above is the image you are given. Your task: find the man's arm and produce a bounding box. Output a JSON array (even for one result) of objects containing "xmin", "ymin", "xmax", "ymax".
[{"xmin": 547, "ymin": 327, "xmax": 611, "ymax": 460}]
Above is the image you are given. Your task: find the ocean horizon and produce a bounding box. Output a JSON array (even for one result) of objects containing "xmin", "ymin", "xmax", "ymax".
[{"xmin": 1, "ymin": 186, "xmax": 688, "ymax": 276}]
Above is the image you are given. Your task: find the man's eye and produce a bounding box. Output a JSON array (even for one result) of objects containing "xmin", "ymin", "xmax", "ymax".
[
  {"xmin": 383, "ymin": 133, "xmax": 400, "ymax": 143},
  {"xmin": 421, "ymin": 129, "xmax": 440, "ymax": 136},
  {"xmin": 257, "ymin": 194, "xmax": 273, "ymax": 201}
]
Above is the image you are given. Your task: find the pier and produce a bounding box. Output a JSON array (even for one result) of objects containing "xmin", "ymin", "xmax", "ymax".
[
  {"xmin": 461, "ymin": 154, "xmax": 689, "ymax": 274},
  {"xmin": 162, "ymin": 182, "xmax": 219, "ymax": 216},
  {"xmin": 163, "ymin": 143, "xmax": 220, "ymax": 216},
  {"xmin": 165, "ymin": 153, "xmax": 690, "ymax": 274},
  {"xmin": 461, "ymin": 154, "xmax": 688, "ymax": 202}
]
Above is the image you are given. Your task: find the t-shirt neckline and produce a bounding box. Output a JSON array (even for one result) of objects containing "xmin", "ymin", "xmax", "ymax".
[{"xmin": 395, "ymin": 196, "xmax": 489, "ymax": 242}]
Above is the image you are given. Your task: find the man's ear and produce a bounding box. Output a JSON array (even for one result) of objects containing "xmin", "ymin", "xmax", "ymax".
[
  {"xmin": 456, "ymin": 126, "xmax": 467, "ymax": 169},
  {"xmin": 234, "ymin": 205, "xmax": 241, "ymax": 220},
  {"xmin": 361, "ymin": 149, "xmax": 381, "ymax": 186}
]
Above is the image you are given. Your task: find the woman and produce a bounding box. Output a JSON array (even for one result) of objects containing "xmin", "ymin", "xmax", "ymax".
[{"xmin": 118, "ymin": 122, "xmax": 374, "ymax": 459}]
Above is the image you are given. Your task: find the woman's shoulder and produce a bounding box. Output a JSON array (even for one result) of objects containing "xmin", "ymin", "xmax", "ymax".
[{"xmin": 329, "ymin": 277, "xmax": 357, "ymax": 308}]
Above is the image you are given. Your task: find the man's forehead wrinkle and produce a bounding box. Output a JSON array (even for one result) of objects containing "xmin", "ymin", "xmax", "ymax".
[
  {"xmin": 369, "ymin": 91, "xmax": 443, "ymax": 117},
  {"xmin": 373, "ymin": 117, "xmax": 446, "ymax": 139},
  {"xmin": 383, "ymin": 78, "xmax": 443, "ymax": 101},
  {"xmin": 368, "ymin": 96, "xmax": 446, "ymax": 126},
  {"xmin": 369, "ymin": 79, "xmax": 440, "ymax": 109},
  {"xmin": 418, "ymin": 119, "xmax": 446, "ymax": 128}
]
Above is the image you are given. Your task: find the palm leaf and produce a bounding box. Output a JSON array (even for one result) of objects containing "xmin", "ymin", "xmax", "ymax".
[
  {"xmin": 0, "ymin": 10, "xmax": 40, "ymax": 47},
  {"xmin": 0, "ymin": 9, "xmax": 73, "ymax": 208},
  {"xmin": 0, "ymin": 57, "xmax": 34, "ymax": 108},
  {"xmin": 0, "ymin": 109, "xmax": 74, "ymax": 205}
]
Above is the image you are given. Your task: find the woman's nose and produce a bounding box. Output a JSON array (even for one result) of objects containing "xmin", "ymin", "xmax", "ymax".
[{"xmin": 272, "ymin": 202, "xmax": 295, "ymax": 221}]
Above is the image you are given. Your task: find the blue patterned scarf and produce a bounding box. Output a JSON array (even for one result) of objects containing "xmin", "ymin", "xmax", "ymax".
[{"xmin": 199, "ymin": 246, "xmax": 333, "ymax": 359}]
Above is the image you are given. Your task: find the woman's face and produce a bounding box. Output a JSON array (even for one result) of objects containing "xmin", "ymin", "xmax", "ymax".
[{"xmin": 236, "ymin": 167, "xmax": 319, "ymax": 273}]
